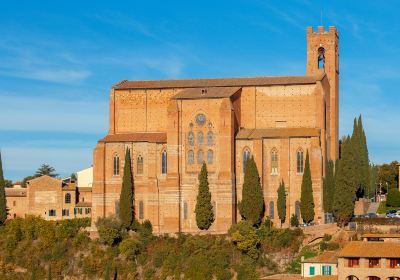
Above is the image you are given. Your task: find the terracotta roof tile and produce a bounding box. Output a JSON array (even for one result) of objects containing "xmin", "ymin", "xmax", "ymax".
[
  {"xmin": 236, "ymin": 128, "xmax": 321, "ymax": 139},
  {"xmin": 338, "ymin": 241, "xmax": 400, "ymax": 258},
  {"xmin": 5, "ymin": 188, "xmax": 27, "ymax": 197},
  {"xmin": 308, "ymin": 276, "xmax": 337, "ymax": 280},
  {"xmin": 302, "ymin": 251, "xmax": 337, "ymax": 263},
  {"xmin": 113, "ymin": 75, "xmax": 319, "ymax": 90},
  {"xmin": 362, "ymin": 233, "xmax": 400, "ymax": 239},
  {"xmin": 172, "ymin": 87, "xmax": 241, "ymax": 99},
  {"xmin": 99, "ymin": 133, "xmax": 167, "ymax": 143},
  {"xmin": 76, "ymin": 202, "xmax": 92, "ymax": 207}
]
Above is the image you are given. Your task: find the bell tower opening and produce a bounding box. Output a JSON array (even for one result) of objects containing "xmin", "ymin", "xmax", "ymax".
[{"xmin": 318, "ymin": 47, "xmax": 325, "ymax": 69}]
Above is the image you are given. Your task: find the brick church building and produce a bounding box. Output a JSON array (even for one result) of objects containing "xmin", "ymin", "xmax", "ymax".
[{"xmin": 92, "ymin": 26, "xmax": 339, "ymax": 234}]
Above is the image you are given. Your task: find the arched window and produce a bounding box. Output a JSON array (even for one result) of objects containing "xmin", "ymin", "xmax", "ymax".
[
  {"xmin": 183, "ymin": 201, "xmax": 188, "ymax": 220},
  {"xmin": 137, "ymin": 155, "xmax": 144, "ymax": 175},
  {"xmin": 295, "ymin": 201, "xmax": 301, "ymax": 218},
  {"xmin": 367, "ymin": 277, "xmax": 380, "ymax": 280},
  {"xmin": 271, "ymin": 149, "xmax": 278, "ymax": 175},
  {"xmin": 297, "ymin": 149, "xmax": 304, "ymax": 174},
  {"xmin": 161, "ymin": 150, "xmax": 167, "ymax": 175},
  {"xmin": 207, "ymin": 131, "xmax": 214, "ymax": 146},
  {"xmin": 139, "ymin": 201, "xmax": 144, "ymax": 219},
  {"xmin": 345, "ymin": 276, "xmax": 359, "ymax": 280},
  {"xmin": 197, "ymin": 131, "xmax": 204, "ymax": 146},
  {"xmin": 113, "ymin": 154, "xmax": 120, "ymax": 176},
  {"xmin": 318, "ymin": 47, "xmax": 325, "ymax": 69},
  {"xmin": 269, "ymin": 201, "xmax": 274, "ymax": 219},
  {"xmin": 188, "ymin": 131, "xmax": 194, "ymax": 146},
  {"xmin": 207, "ymin": 149, "xmax": 213, "ymax": 164},
  {"xmin": 65, "ymin": 193, "xmax": 71, "ymax": 204},
  {"xmin": 197, "ymin": 149, "xmax": 204, "ymax": 164},
  {"xmin": 243, "ymin": 148, "xmax": 251, "ymax": 173},
  {"xmin": 188, "ymin": 150, "xmax": 194, "ymax": 165}
]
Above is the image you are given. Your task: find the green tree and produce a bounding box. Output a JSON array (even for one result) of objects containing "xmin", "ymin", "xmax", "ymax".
[
  {"xmin": 22, "ymin": 175, "xmax": 36, "ymax": 188},
  {"xmin": 238, "ymin": 157, "xmax": 264, "ymax": 225},
  {"xmin": 0, "ymin": 152, "xmax": 7, "ymax": 225},
  {"xmin": 290, "ymin": 214, "xmax": 299, "ymax": 227},
  {"xmin": 367, "ymin": 164, "xmax": 378, "ymax": 199},
  {"xmin": 119, "ymin": 148, "xmax": 134, "ymax": 229},
  {"xmin": 386, "ymin": 188, "xmax": 400, "ymax": 207},
  {"xmin": 332, "ymin": 136, "xmax": 358, "ymax": 227},
  {"xmin": 34, "ymin": 164, "xmax": 58, "ymax": 177},
  {"xmin": 195, "ymin": 163, "xmax": 214, "ymax": 230},
  {"xmin": 358, "ymin": 115, "xmax": 370, "ymax": 194},
  {"xmin": 300, "ymin": 151, "xmax": 314, "ymax": 224},
  {"xmin": 277, "ymin": 180, "xmax": 286, "ymax": 227},
  {"xmin": 228, "ymin": 221, "xmax": 261, "ymax": 260},
  {"xmin": 70, "ymin": 173, "xmax": 77, "ymax": 181},
  {"xmin": 47, "ymin": 265, "xmax": 52, "ymax": 280},
  {"xmin": 104, "ymin": 262, "xmax": 111, "ymax": 280},
  {"xmin": 378, "ymin": 161, "xmax": 399, "ymax": 192},
  {"xmin": 323, "ymin": 160, "xmax": 335, "ymax": 213}
]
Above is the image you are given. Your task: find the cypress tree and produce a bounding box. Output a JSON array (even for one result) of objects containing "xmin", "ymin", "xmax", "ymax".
[
  {"xmin": 332, "ymin": 136, "xmax": 358, "ymax": 227},
  {"xmin": 300, "ymin": 151, "xmax": 315, "ymax": 224},
  {"xmin": 0, "ymin": 151, "xmax": 7, "ymax": 225},
  {"xmin": 323, "ymin": 160, "xmax": 335, "ymax": 213},
  {"xmin": 358, "ymin": 115, "xmax": 370, "ymax": 195},
  {"xmin": 277, "ymin": 180, "xmax": 286, "ymax": 227},
  {"xmin": 119, "ymin": 148, "xmax": 134, "ymax": 229},
  {"xmin": 351, "ymin": 118, "xmax": 363, "ymax": 196},
  {"xmin": 238, "ymin": 157, "xmax": 264, "ymax": 225},
  {"xmin": 195, "ymin": 163, "xmax": 214, "ymax": 230}
]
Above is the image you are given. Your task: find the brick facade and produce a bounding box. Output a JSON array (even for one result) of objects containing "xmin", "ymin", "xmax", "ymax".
[{"xmin": 92, "ymin": 26, "xmax": 340, "ymax": 234}]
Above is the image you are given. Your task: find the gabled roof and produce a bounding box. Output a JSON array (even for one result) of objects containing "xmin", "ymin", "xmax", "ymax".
[
  {"xmin": 338, "ymin": 241, "xmax": 400, "ymax": 258},
  {"xmin": 99, "ymin": 133, "xmax": 167, "ymax": 143},
  {"xmin": 113, "ymin": 75, "xmax": 321, "ymax": 90},
  {"xmin": 236, "ymin": 128, "xmax": 321, "ymax": 139},
  {"xmin": 27, "ymin": 175, "xmax": 62, "ymax": 186},
  {"xmin": 302, "ymin": 251, "xmax": 337, "ymax": 263},
  {"xmin": 172, "ymin": 87, "xmax": 241, "ymax": 100}
]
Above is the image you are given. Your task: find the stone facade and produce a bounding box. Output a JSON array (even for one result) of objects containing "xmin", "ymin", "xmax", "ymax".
[
  {"xmin": 92, "ymin": 26, "xmax": 340, "ymax": 234},
  {"xmin": 5, "ymin": 175, "xmax": 92, "ymax": 220}
]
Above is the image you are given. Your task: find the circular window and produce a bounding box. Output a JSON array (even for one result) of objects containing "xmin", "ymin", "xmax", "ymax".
[{"xmin": 195, "ymin": 114, "xmax": 206, "ymax": 126}]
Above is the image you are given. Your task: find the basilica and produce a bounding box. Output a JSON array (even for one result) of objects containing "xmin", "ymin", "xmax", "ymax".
[{"xmin": 92, "ymin": 26, "xmax": 339, "ymax": 234}]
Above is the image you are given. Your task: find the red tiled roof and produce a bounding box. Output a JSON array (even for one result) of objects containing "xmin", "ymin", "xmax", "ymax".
[
  {"xmin": 76, "ymin": 202, "xmax": 92, "ymax": 207},
  {"xmin": 236, "ymin": 128, "xmax": 321, "ymax": 139},
  {"xmin": 172, "ymin": 87, "xmax": 241, "ymax": 99},
  {"xmin": 99, "ymin": 133, "xmax": 167, "ymax": 143},
  {"xmin": 113, "ymin": 75, "xmax": 320, "ymax": 90},
  {"xmin": 302, "ymin": 251, "xmax": 337, "ymax": 263},
  {"xmin": 5, "ymin": 188, "xmax": 27, "ymax": 197},
  {"xmin": 338, "ymin": 241, "xmax": 400, "ymax": 258}
]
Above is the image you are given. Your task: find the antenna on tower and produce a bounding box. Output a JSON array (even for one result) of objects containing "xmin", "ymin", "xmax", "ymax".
[{"xmin": 320, "ymin": 0, "xmax": 323, "ymax": 26}]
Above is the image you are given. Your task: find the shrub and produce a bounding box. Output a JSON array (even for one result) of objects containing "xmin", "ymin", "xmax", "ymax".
[
  {"xmin": 322, "ymin": 234, "xmax": 332, "ymax": 242},
  {"xmin": 387, "ymin": 188, "xmax": 400, "ymax": 207},
  {"xmin": 119, "ymin": 237, "xmax": 141, "ymax": 260},
  {"xmin": 229, "ymin": 221, "xmax": 261, "ymax": 260},
  {"xmin": 290, "ymin": 214, "xmax": 299, "ymax": 227},
  {"xmin": 96, "ymin": 216, "xmax": 125, "ymax": 246}
]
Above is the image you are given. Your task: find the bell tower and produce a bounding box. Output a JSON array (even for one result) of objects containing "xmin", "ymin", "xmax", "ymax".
[{"xmin": 306, "ymin": 26, "xmax": 339, "ymax": 160}]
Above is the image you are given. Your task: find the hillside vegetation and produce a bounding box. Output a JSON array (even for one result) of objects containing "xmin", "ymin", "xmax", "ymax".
[{"xmin": 0, "ymin": 216, "xmax": 322, "ymax": 279}]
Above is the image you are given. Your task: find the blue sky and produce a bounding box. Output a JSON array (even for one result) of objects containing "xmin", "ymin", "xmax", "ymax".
[{"xmin": 0, "ymin": 0, "xmax": 399, "ymax": 181}]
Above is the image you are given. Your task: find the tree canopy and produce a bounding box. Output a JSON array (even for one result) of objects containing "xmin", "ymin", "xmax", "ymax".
[
  {"xmin": 34, "ymin": 164, "xmax": 58, "ymax": 178},
  {"xmin": 119, "ymin": 148, "xmax": 134, "ymax": 229},
  {"xmin": 277, "ymin": 180, "xmax": 286, "ymax": 227},
  {"xmin": 195, "ymin": 163, "xmax": 214, "ymax": 230},
  {"xmin": 238, "ymin": 157, "xmax": 264, "ymax": 225},
  {"xmin": 300, "ymin": 151, "xmax": 314, "ymax": 224}
]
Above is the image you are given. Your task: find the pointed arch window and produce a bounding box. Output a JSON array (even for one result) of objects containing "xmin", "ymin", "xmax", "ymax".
[
  {"xmin": 139, "ymin": 201, "xmax": 144, "ymax": 219},
  {"xmin": 183, "ymin": 201, "xmax": 188, "ymax": 220},
  {"xmin": 207, "ymin": 131, "xmax": 214, "ymax": 146},
  {"xmin": 243, "ymin": 148, "xmax": 251, "ymax": 173},
  {"xmin": 207, "ymin": 149, "xmax": 214, "ymax": 164},
  {"xmin": 269, "ymin": 201, "xmax": 274, "ymax": 219},
  {"xmin": 65, "ymin": 193, "xmax": 71, "ymax": 204},
  {"xmin": 113, "ymin": 154, "xmax": 120, "ymax": 176},
  {"xmin": 271, "ymin": 149, "xmax": 279, "ymax": 175},
  {"xmin": 295, "ymin": 201, "xmax": 301, "ymax": 218},
  {"xmin": 197, "ymin": 149, "xmax": 204, "ymax": 164},
  {"xmin": 297, "ymin": 149, "xmax": 304, "ymax": 174},
  {"xmin": 318, "ymin": 47, "xmax": 325, "ymax": 69},
  {"xmin": 188, "ymin": 132, "xmax": 194, "ymax": 146},
  {"xmin": 137, "ymin": 155, "xmax": 144, "ymax": 175},
  {"xmin": 161, "ymin": 150, "xmax": 167, "ymax": 175},
  {"xmin": 197, "ymin": 131, "xmax": 204, "ymax": 146},
  {"xmin": 188, "ymin": 150, "xmax": 194, "ymax": 165}
]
